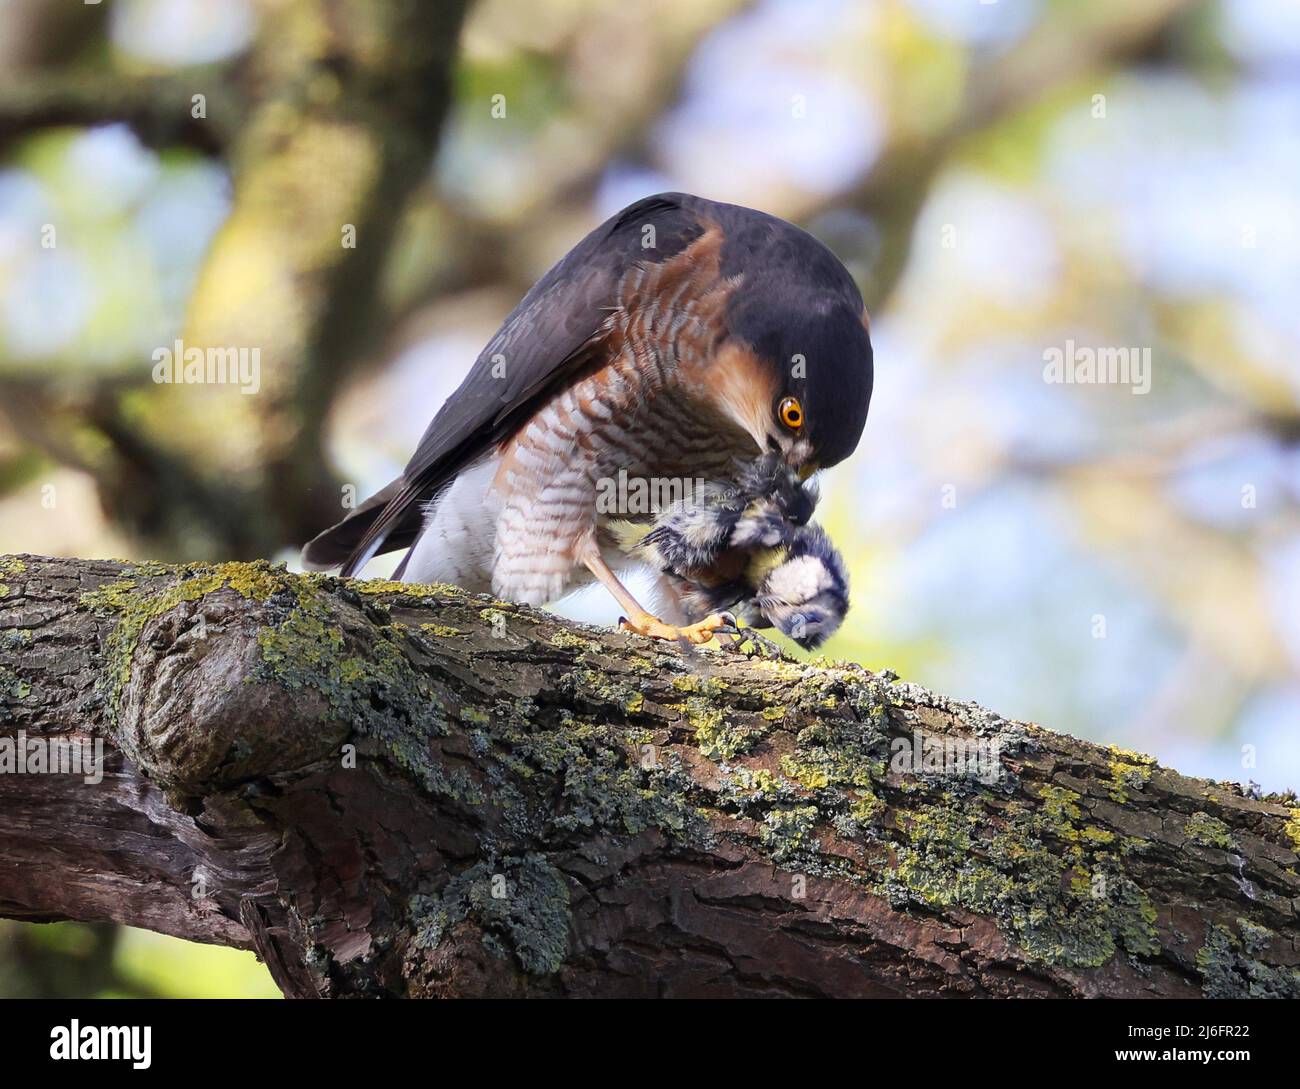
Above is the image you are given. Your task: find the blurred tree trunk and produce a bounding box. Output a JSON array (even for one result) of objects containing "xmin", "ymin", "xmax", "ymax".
[
  {"xmin": 0, "ymin": 920, "xmax": 159, "ymax": 999},
  {"xmin": 160, "ymin": 0, "xmax": 473, "ymax": 557},
  {"xmin": 0, "ymin": 0, "xmax": 471, "ymax": 561},
  {"xmin": 2, "ymin": 554, "xmax": 1297, "ymax": 998}
]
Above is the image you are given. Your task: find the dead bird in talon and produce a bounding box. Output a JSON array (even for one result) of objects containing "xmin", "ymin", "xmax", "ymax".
[
  {"xmin": 610, "ymin": 460, "xmax": 850, "ymax": 652},
  {"xmin": 635, "ymin": 452, "xmax": 816, "ymax": 573},
  {"xmin": 700, "ymin": 523, "xmax": 849, "ymax": 652}
]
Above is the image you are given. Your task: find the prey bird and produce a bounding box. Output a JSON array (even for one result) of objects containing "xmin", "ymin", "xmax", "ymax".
[
  {"xmin": 304, "ymin": 192, "xmax": 873, "ymax": 644},
  {"xmin": 610, "ymin": 453, "xmax": 850, "ymax": 651}
]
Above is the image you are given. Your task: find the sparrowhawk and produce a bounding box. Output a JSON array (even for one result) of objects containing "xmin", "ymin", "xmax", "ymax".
[{"xmin": 304, "ymin": 192, "xmax": 873, "ymax": 644}]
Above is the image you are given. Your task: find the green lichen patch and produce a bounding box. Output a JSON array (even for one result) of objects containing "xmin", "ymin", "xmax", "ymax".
[
  {"xmin": 848, "ymin": 791, "xmax": 885, "ymax": 826},
  {"xmin": 780, "ymin": 715, "xmax": 885, "ymax": 796},
  {"xmin": 759, "ymin": 805, "xmax": 821, "ymax": 863},
  {"xmin": 1184, "ymin": 811, "xmax": 1236, "ymax": 851},
  {"xmin": 686, "ymin": 697, "xmax": 765, "ymax": 760},
  {"xmin": 0, "ymin": 555, "xmax": 27, "ymax": 598},
  {"xmin": 0, "ymin": 664, "xmax": 31, "ymax": 704},
  {"xmin": 80, "ymin": 561, "xmax": 289, "ymax": 722},
  {"xmin": 492, "ymin": 709, "xmax": 703, "ymax": 841},
  {"xmin": 883, "ymin": 790, "xmax": 1159, "ymax": 968},
  {"xmin": 79, "ymin": 562, "xmax": 458, "ymax": 795},
  {"xmin": 716, "ymin": 765, "xmax": 786, "ymax": 807},
  {"xmin": 548, "ymin": 630, "xmax": 599, "ymax": 652},
  {"xmin": 1196, "ymin": 921, "xmax": 1300, "ymax": 998},
  {"xmin": 1110, "ymin": 747, "xmax": 1156, "ymax": 765},
  {"xmin": 418, "ymin": 623, "xmax": 461, "ymax": 638},
  {"xmin": 411, "ymin": 853, "xmax": 570, "ymax": 976},
  {"xmin": 252, "ymin": 578, "xmax": 453, "ymax": 794},
  {"xmin": 562, "ymin": 668, "xmax": 649, "ymax": 718},
  {"xmin": 669, "ymin": 673, "xmax": 726, "ymax": 697},
  {"xmin": 350, "ymin": 578, "xmax": 463, "ymax": 599},
  {"xmin": 1283, "ymin": 809, "xmax": 1300, "ymax": 854},
  {"xmin": 781, "ymin": 753, "xmax": 829, "ymax": 790},
  {"xmin": 1106, "ymin": 757, "xmax": 1153, "ymax": 803},
  {"xmin": 667, "ymin": 678, "xmax": 902, "ymax": 872},
  {"xmin": 1037, "ymin": 784, "xmax": 1083, "ymax": 823}
]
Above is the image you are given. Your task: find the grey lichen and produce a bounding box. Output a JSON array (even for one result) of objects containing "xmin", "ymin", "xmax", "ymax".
[
  {"xmin": 759, "ymin": 805, "xmax": 822, "ymax": 863},
  {"xmin": 487, "ymin": 705, "xmax": 706, "ymax": 843},
  {"xmin": 1196, "ymin": 921, "xmax": 1300, "ymax": 998},
  {"xmin": 252, "ymin": 577, "xmax": 456, "ymax": 795},
  {"xmin": 411, "ymin": 853, "xmax": 570, "ymax": 976}
]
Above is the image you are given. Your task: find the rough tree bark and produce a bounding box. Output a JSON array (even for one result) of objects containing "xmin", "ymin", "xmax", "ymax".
[{"xmin": 0, "ymin": 553, "xmax": 1297, "ymax": 998}]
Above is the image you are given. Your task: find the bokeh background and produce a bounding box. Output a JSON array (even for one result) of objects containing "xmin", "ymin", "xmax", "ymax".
[{"xmin": 1, "ymin": 0, "xmax": 1296, "ymax": 997}]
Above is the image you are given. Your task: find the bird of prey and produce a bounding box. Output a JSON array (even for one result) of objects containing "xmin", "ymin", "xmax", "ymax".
[
  {"xmin": 304, "ymin": 192, "xmax": 873, "ymax": 643},
  {"xmin": 610, "ymin": 453, "xmax": 850, "ymax": 651}
]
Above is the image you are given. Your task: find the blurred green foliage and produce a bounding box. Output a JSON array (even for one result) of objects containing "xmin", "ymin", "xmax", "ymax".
[{"xmin": 0, "ymin": 921, "xmax": 279, "ymax": 998}]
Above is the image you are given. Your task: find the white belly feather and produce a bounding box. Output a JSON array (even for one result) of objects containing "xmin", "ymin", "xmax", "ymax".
[
  {"xmin": 401, "ymin": 452, "xmax": 608, "ymax": 604},
  {"xmin": 401, "ymin": 457, "xmax": 501, "ymax": 594}
]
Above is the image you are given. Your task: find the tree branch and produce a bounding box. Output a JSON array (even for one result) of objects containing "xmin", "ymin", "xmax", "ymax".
[
  {"xmin": 809, "ymin": 0, "xmax": 1201, "ymax": 313},
  {"xmin": 1, "ymin": 554, "xmax": 1297, "ymax": 998},
  {"xmin": 0, "ymin": 71, "xmax": 235, "ymax": 156}
]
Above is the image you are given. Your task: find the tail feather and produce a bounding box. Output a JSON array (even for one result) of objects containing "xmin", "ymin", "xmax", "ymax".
[{"xmin": 301, "ymin": 478, "xmax": 421, "ymax": 572}]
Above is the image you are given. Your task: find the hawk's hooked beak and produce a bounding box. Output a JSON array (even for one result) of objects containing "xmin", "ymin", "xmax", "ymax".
[
  {"xmin": 781, "ymin": 436, "xmax": 815, "ymax": 474},
  {"xmin": 763, "ymin": 433, "xmax": 816, "ymax": 476}
]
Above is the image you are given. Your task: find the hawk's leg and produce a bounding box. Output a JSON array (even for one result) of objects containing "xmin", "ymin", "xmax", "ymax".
[{"xmin": 581, "ymin": 549, "xmax": 731, "ymax": 645}]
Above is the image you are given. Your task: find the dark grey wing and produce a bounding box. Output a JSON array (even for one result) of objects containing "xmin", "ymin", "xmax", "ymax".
[{"xmin": 302, "ymin": 193, "xmax": 711, "ymax": 574}]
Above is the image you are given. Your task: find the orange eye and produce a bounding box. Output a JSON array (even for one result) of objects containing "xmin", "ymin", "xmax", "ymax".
[{"xmin": 779, "ymin": 397, "xmax": 804, "ymax": 430}]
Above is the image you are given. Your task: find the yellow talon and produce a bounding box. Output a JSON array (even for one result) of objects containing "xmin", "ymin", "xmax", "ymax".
[{"xmin": 619, "ymin": 612, "xmax": 730, "ymax": 645}]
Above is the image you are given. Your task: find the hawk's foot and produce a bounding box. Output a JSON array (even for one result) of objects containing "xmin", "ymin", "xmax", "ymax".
[{"xmin": 619, "ymin": 611, "xmax": 734, "ymax": 645}]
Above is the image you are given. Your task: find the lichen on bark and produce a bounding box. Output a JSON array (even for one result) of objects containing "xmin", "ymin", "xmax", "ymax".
[{"xmin": 3, "ymin": 554, "xmax": 1299, "ymax": 997}]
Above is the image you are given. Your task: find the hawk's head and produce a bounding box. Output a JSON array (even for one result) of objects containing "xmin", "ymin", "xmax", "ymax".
[
  {"xmin": 751, "ymin": 293, "xmax": 873, "ymax": 474},
  {"xmin": 708, "ymin": 207, "xmax": 874, "ymax": 476}
]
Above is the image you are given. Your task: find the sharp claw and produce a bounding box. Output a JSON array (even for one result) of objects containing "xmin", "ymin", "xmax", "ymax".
[{"xmin": 714, "ymin": 624, "xmax": 786, "ymax": 659}]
